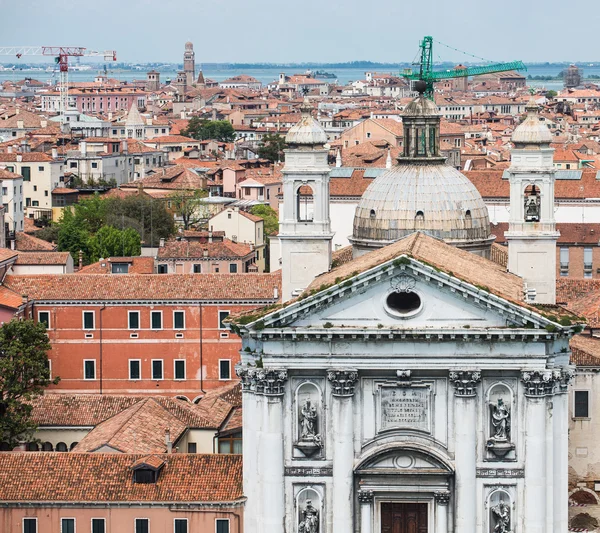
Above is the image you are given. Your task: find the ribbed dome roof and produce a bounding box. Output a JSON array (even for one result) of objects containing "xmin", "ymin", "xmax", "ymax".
[
  {"xmin": 511, "ymin": 98, "xmax": 552, "ymax": 146},
  {"xmin": 352, "ymin": 163, "xmax": 491, "ymax": 246},
  {"xmin": 402, "ymin": 95, "xmax": 441, "ymax": 117},
  {"xmin": 285, "ymin": 99, "xmax": 327, "ymax": 147}
]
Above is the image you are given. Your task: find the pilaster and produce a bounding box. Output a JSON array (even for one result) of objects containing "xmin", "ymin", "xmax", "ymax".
[{"xmin": 358, "ymin": 490, "xmax": 374, "ymax": 533}]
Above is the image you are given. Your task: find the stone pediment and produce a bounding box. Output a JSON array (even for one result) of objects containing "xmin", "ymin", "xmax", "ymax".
[
  {"xmin": 356, "ymin": 449, "xmax": 453, "ymax": 474},
  {"xmin": 237, "ymin": 254, "xmax": 573, "ymax": 338}
]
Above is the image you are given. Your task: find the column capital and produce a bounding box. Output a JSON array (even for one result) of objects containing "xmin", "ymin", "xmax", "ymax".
[
  {"xmin": 327, "ymin": 368, "xmax": 358, "ymax": 397},
  {"xmin": 449, "ymin": 370, "xmax": 481, "ymax": 397},
  {"xmin": 434, "ymin": 491, "xmax": 451, "ymax": 505},
  {"xmin": 236, "ymin": 366, "xmax": 288, "ymax": 396},
  {"xmin": 521, "ymin": 370, "xmax": 557, "ymax": 397},
  {"xmin": 358, "ymin": 489, "xmax": 374, "ymax": 503}
]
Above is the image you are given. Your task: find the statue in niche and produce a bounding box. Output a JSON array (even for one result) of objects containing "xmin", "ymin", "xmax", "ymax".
[
  {"xmin": 296, "ymin": 399, "xmax": 322, "ymax": 457},
  {"xmin": 486, "ymin": 397, "xmax": 515, "ymax": 458},
  {"xmin": 300, "ymin": 400, "xmax": 318, "ymax": 439},
  {"xmin": 524, "ymin": 193, "xmax": 540, "ymax": 222},
  {"xmin": 490, "ymin": 398, "xmax": 510, "ymax": 441},
  {"xmin": 299, "ymin": 499, "xmax": 319, "ymax": 533},
  {"xmin": 491, "ymin": 497, "xmax": 511, "ymax": 533}
]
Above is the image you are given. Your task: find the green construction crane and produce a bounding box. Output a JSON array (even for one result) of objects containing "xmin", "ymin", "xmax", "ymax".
[{"xmin": 403, "ymin": 36, "xmax": 527, "ymax": 99}]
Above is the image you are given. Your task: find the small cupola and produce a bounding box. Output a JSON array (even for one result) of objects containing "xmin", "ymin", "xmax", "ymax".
[{"xmin": 131, "ymin": 455, "xmax": 166, "ymax": 484}]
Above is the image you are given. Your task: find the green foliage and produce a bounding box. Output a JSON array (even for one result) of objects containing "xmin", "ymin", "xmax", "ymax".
[
  {"xmin": 545, "ymin": 90, "xmax": 557, "ymax": 99},
  {"xmin": 169, "ymin": 189, "xmax": 208, "ymax": 230},
  {"xmin": 323, "ymin": 322, "xmax": 334, "ymax": 328},
  {"xmin": 545, "ymin": 324, "xmax": 558, "ymax": 332},
  {"xmin": 250, "ymin": 204, "xmax": 279, "ymax": 236},
  {"xmin": 257, "ymin": 133, "xmax": 286, "ymax": 163},
  {"xmin": 89, "ymin": 226, "xmax": 141, "ymax": 262},
  {"xmin": 559, "ymin": 317, "xmax": 572, "ymax": 326},
  {"xmin": 57, "ymin": 209, "xmax": 94, "ymax": 264},
  {"xmin": 181, "ymin": 117, "xmax": 236, "ymax": 142},
  {"xmin": 35, "ymin": 224, "xmax": 60, "ymax": 244},
  {"xmin": 0, "ymin": 319, "xmax": 58, "ymax": 448}
]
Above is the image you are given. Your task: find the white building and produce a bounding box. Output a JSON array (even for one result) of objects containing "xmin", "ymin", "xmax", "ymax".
[{"xmin": 0, "ymin": 168, "xmax": 24, "ymax": 233}]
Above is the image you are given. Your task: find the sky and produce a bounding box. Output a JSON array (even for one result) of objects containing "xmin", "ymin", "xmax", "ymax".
[{"xmin": 1, "ymin": 0, "xmax": 599, "ymax": 64}]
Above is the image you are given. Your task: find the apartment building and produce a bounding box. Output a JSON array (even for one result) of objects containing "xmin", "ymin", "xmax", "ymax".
[
  {"xmin": 0, "ymin": 168, "xmax": 24, "ymax": 233},
  {"xmin": 2, "ymin": 272, "xmax": 281, "ymax": 397}
]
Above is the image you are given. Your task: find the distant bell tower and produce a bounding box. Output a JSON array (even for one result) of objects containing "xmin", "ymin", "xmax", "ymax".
[
  {"xmin": 183, "ymin": 41, "xmax": 195, "ymax": 87},
  {"xmin": 280, "ymin": 99, "xmax": 333, "ymax": 302},
  {"xmin": 505, "ymin": 98, "xmax": 559, "ymax": 304}
]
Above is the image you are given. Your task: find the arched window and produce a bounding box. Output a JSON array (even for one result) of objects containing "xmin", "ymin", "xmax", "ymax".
[
  {"xmin": 415, "ymin": 211, "xmax": 425, "ymax": 229},
  {"xmin": 27, "ymin": 442, "xmax": 39, "ymax": 452},
  {"xmin": 41, "ymin": 442, "xmax": 53, "ymax": 452},
  {"xmin": 56, "ymin": 442, "xmax": 68, "ymax": 452},
  {"xmin": 370, "ymin": 209, "xmax": 376, "ymax": 219},
  {"xmin": 465, "ymin": 210, "xmax": 472, "ymax": 229},
  {"xmin": 296, "ymin": 184, "xmax": 314, "ymax": 222},
  {"xmin": 70, "ymin": 442, "xmax": 79, "ymax": 451},
  {"xmin": 524, "ymin": 185, "xmax": 541, "ymax": 222}
]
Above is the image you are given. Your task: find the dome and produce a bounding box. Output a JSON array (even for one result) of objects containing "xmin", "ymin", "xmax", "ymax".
[
  {"xmin": 350, "ymin": 163, "xmax": 494, "ymax": 255},
  {"xmin": 185, "ymin": 41, "xmax": 194, "ymax": 50},
  {"xmin": 285, "ymin": 99, "xmax": 327, "ymax": 147},
  {"xmin": 511, "ymin": 98, "xmax": 552, "ymax": 146},
  {"xmin": 402, "ymin": 95, "xmax": 441, "ymax": 118}
]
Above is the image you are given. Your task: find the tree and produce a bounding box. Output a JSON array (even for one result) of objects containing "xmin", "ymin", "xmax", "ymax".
[
  {"xmin": 257, "ymin": 133, "xmax": 286, "ymax": 163},
  {"xmin": 57, "ymin": 209, "xmax": 93, "ymax": 264},
  {"xmin": 545, "ymin": 90, "xmax": 557, "ymax": 100},
  {"xmin": 182, "ymin": 118, "xmax": 236, "ymax": 142},
  {"xmin": 0, "ymin": 319, "xmax": 58, "ymax": 448},
  {"xmin": 169, "ymin": 189, "xmax": 208, "ymax": 230},
  {"xmin": 88, "ymin": 226, "xmax": 141, "ymax": 261},
  {"xmin": 250, "ymin": 204, "xmax": 279, "ymax": 236},
  {"xmin": 72, "ymin": 193, "xmax": 108, "ymax": 234}
]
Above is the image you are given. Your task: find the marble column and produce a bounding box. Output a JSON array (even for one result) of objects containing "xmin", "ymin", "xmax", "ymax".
[
  {"xmin": 553, "ymin": 369, "xmax": 573, "ymax": 533},
  {"xmin": 521, "ymin": 370, "xmax": 549, "ymax": 533},
  {"xmin": 328, "ymin": 369, "xmax": 358, "ymax": 533},
  {"xmin": 449, "ymin": 370, "xmax": 481, "ymax": 533},
  {"xmin": 358, "ymin": 490, "xmax": 374, "ymax": 533},
  {"xmin": 434, "ymin": 491, "xmax": 450, "ymax": 533},
  {"xmin": 257, "ymin": 369, "xmax": 288, "ymax": 533}
]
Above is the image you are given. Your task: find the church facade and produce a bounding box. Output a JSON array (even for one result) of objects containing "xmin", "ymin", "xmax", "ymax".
[{"xmin": 235, "ymin": 233, "xmax": 577, "ymax": 533}]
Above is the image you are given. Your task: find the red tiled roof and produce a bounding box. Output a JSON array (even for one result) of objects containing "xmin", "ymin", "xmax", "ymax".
[
  {"xmin": 557, "ymin": 279, "xmax": 600, "ymax": 327},
  {"xmin": 0, "ymin": 453, "xmax": 243, "ymax": 502},
  {"xmin": 4, "ymin": 272, "xmax": 281, "ymax": 302},
  {"xmin": 78, "ymin": 256, "xmax": 155, "ymax": 274},
  {"xmin": 15, "ymin": 251, "xmax": 71, "ymax": 265},
  {"xmin": 157, "ymin": 239, "xmax": 253, "ymax": 259},
  {"xmin": 120, "ymin": 165, "xmax": 206, "ymax": 191},
  {"xmin": 491, "ymin": 222, "xmax": 600, "ymax": 244},
  {"xmin": 0, "ymin": 152, "xmax": 53, "ymax": 162},
  {"xmin": 570, "ymin": 335, "xmax": 600, "ymax": 366},
  {"xmin": 0, "ymin": 285, "xmax": 24, "ymax": 309}
]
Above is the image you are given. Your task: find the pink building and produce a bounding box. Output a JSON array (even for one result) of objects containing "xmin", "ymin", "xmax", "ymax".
[{"xmin": 0, "ymin": 452, "xmax": 243, "ymax": 533}]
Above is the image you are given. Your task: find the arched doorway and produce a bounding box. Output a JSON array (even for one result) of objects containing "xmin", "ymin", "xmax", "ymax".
[{"xmin": 354, "ymin": 444, "xmax": 454, "ymax": 533}]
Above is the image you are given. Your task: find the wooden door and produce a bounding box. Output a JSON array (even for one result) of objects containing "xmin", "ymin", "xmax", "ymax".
[{"xmin": 381, "ymin": 503, "xmax": 428, "ymax": 533}]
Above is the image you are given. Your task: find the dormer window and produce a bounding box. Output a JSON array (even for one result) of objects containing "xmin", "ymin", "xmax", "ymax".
[
  {"xmin": 131, "ymin": 455, "xmax": 166, "ymax": 484},
  {"xmin": 134, "ymin": 468, "xmax": 157, "ymax": 484}
]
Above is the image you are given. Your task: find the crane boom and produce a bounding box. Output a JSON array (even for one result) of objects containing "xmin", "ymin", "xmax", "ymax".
[{"xmin": 403, "ymin": 36, "xmax": 527, "ymax": 98}]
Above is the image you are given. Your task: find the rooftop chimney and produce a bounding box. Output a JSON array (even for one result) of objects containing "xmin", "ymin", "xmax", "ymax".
[
  {"xmin": 274, "ymin": 287, "xmax": 279, "ymax": 300},
  {"xmin": 7, "ymin": 146, "xmax": 12, "ymax": 154},
  {"xmin": 159, "ymin": 238, "xmax": 165, "ymax": 248},
  {"xmin": 208, "ymin": 231, "xmax": 213, "ymax": 243},
  {"xmin": 51, "ymin": 147, "xmax": 58, "ymax": 159},
  {"xmin": 80, "ymin": 141, "xmax": 87, "ymax": 156},
  {"xmin": 16, "ymin": 154, "xmax": 22, "ymax": 163},
  {"xmin": 165, "ymin": 429, "xmax": 172, "ymax": 453},
  {"xmin": 78, "ymin": 250, "xmax": 83, "ymax": 270}
]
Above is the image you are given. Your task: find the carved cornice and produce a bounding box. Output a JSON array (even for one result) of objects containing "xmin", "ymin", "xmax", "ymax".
[
  {"xmin": 235, "ymin": 366, "xmax": 287, "ymax": 396},
  {"xmin": 434, "ymin": 491, "xmax": 451, "ymax": 505},
  {"xmin": 449, "ymin": 370, "xmax": 481, "ymax": 397},
  {"xmin": 357, "ymin": 490, "xmax": 374, "ymax": 503},
  {"xmin": 327, "ymin": 369, "xmax": 358, "ymax": 397}
]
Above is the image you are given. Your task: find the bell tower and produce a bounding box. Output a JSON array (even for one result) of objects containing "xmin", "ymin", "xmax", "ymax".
[
  {"xmin": 279, "ymin": 99, "xmax": 333, "ymax": 302},
  {"xmin": 505, "ymin": 98, "xmax": 559, "ymax": 304},
  {"xmin": 183, "ymin": 42, "xmax": 195, "ymax": 87}
]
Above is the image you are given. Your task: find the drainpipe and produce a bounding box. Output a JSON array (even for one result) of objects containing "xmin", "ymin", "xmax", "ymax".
[
  {"xmin": 199, "ymin": 303, "xmax": 206, "ymax": 395},
  {"xmin": 99, "ymin": 305, "xmax": 106, "ymax": 394}
]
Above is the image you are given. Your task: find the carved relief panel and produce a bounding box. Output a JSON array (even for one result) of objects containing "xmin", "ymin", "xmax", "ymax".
[{"xmin": 293, "ymin": 380, "xmax": 325, "ymax": 459}]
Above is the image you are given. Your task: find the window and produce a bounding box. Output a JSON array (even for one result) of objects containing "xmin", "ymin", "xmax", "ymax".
[
  {"xmin": 174, "ymin": 518, "xmax": 188, "ymax": 533},
  {"xmin": 23, "ymin": 518, "xmax": 37, "ymax": 533},
  {"xmin": 92, "ymin": 518, "xmax": 105, "ymax": 533},
  {"xmin": 83, "ymin": 311, "xmax": 95, "ymax": 330},
  {"xmin": 129, "ymin": 360, "xmax": 141, "ymax": 380},
  {"xmin": 219, "ymin": 359, "xmax": 231, "ymax": 380},
  {"xmin": 218, "ymin": 310, "xmax": 230, "ymax": 329},
  {"xmin": 1, "ymin": 187, "xmax": 6, "ymax": 196},
  {"xmin": 187, "ymin": 442, "xmax": 197, "ymax": 453},
  {"xmin": 84, "ymin": 360, "xmax": 96, "ymax": 380},
  {"xmin": 151, "ymin": 311, "xmax": 162, "ymax": 329},
  {"xmin": 152, "ymin": 359, "xmax": 163, "ymax": 380},
  {"xmin": 216, "ymin": 519, "xmax": 230, "ymax": 533},
  {"xmin": 135, "ymin": 519, "xmax": 149, "ymax": 533},
  {"xmin": 173, "ymin": 311, "xmax": 185, "ymax": 330},
  {"xmin": 157, "ymin": 264, "xmax": 168, "ymax": 274},
  {"xmin": 129, "ymin": 311, "xmax": 140, "ymax": 329},
  {"xmin": 91, "ymin": 162, "xmax": 98, "ymax": 169},
  {"xmin": 193, "ymin": 264, "xmax": 202, "ymax": 273},
  {"xmin": 560, "ymin": 247, "xmax": 569, "ymax": 277},
  {"xmin": 575, "ymin": 390, "xmax": 590, "ymax": 418},
  {"xmin": 38, "ymin": 311, "xmax": 50, "ymax": 328},
  {"xmin": 21, "ymin": 166, "xmax": 31, "ymax": 181},
  {"xmin": 584, "ymin": 247, "xmax": 593, "ymax": 279},
  {"xmin": 174, "ymin": 360, "xmax": 186, "ymax": 380},
  {"xmin": 61, "ymin": 518, "xmax": 75, "ymax": 533},
  {"xmin": 69, "ymin": 162, "xmax": 77, "ymax": 169},
  {"xmin": 229, "ymin": 263, "xmax": 238, "ymax": 273},
  {"xmin": 218, "ymin": 432, "xmax": 242, "ymax": 454}
]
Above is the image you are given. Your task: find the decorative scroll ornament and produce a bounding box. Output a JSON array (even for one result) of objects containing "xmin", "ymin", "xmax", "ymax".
[
  {"xmin": 449, "ymin": 370, "xmax": 481, "ymax": 397},
  {"xmin": 390, "ymin": 275, "xmax": 416, "ymax": 293},
  {"xmin": 235, "ymin": 366, "xmax": 258, "ymax": 392},
  {"xmin": 491, "ymin": 497, "xmax": 511, "ymax": 533},
  {"xmin": 327, "ymin": 369, "xmax": 359, "ymax": 397},
  {"xmin": 357, "ymin": 490, "xmax": 374, "ymax": 503},
  {"xmin": 298, "ymin": 500, "xmax": 319, "ymax": 533},
  {"xmin": 558, "ymin": 368, "xmax": 575, "ymax": 393},
  {"xmin": 254, "ymin": 368, "xmax": 288, "ymax": 396},
  {"xmin": 521, "ymin": 370, "xmax": 556, "ymax": 397},
  {"xmin": 434, "ymin": 491, "xmax": 451, "ymax": 505}
]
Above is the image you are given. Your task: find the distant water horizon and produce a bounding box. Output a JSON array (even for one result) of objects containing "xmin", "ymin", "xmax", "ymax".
[{"xmin": 2, "ymin": 63, "xmax": 600, "ymax": 92}]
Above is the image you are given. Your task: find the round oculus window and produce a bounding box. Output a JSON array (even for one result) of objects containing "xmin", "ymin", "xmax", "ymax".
[{"xmin": 385, "ymin": 290, "xmax": 422, "ymax": 318}]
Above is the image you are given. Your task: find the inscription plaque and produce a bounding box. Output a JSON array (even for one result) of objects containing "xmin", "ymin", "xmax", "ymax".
[
  {"xmin": 476, "ymin": 468, "xmax": 524, "ymax": 478},
  {"xmin": 380, "ymin": 386, "xmax": 430, "ymax": 432},
  {"xmin": 284, "ymin": 466, "xmax": 332, "ymax": 477}
]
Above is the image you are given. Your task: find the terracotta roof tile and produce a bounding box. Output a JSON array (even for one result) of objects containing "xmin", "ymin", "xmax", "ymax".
[
  {"xmin": 15, "ymin": 251, "xmax": 70, "ymax": 265},
  {"xmin": 570, "ymin": 334, "xmax": 600, "ymax": 366},
  {"xmin": 78, "ymin": 256, "xmax": 155, "ymax": 274},
  {"xmin": 157, "ymin": 239, "xmax": 253, "ymax": 259},
  {"xmin": 15, "ymin": 232, "xmax": 56, "ymax": 252},
  {"xmin": 491, "ymin": 222, "xmax": 600, "ymax": 244},
  {"xmin": 0, "ymin": 453, "xmax": 243, "ymax": 502},
  {"xmin": 557, "ymin": 279, "xmax": 600, "ymax": 327},
  {"xmin": 0, "ymin": 285, "xmax": 24, "ymax": 309}
]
